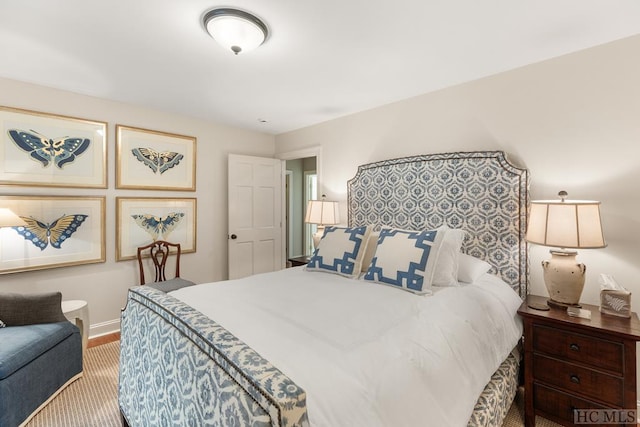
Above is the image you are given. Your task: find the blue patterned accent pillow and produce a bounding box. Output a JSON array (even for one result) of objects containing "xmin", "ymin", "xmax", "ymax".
[
  {"xmin": 363, "ymin": 227, "xmax": 445, "ymax": 294},
  {"xmin": 306, "ymin": 225, "xmax": 370, "ymax": 277}
]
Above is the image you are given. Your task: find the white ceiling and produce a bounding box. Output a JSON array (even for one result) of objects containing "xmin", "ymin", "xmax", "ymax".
[{"xmin": 1, "ymin": 1, "xmax": 639, "ymax": 135}]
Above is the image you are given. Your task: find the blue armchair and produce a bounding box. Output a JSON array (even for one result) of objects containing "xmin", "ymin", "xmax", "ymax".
[{"xmin": 0, "ymin": 292, "xmax": 83, "ymax": 427}]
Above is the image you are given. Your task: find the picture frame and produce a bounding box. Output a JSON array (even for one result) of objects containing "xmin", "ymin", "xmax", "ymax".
[
  {"xmin": 116, "ymin": 125, "xmax": 196, "ymax": 191},
  {"xmin": 0, "ymin": 106, "xmax": 107, "ymax": 188},
  {"xmin": 116, "ymin": 197, "xmax": 197, "ymax": 261},
  {"xmin": 0, "ymin": 196, "xmax": 106, "ymax": 274}
]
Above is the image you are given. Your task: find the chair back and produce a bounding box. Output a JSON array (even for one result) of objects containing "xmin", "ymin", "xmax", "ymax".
[{"xmin": 136, "ymin": 240, "xmax": 181, "ymax": 285}]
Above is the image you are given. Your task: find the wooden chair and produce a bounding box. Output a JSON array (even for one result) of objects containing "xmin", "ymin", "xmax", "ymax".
[{"xmin": 136, "ymin": 240, "xmax": 182, "ymax": 285}]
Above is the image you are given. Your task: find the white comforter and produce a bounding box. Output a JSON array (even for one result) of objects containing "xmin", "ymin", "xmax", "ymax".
[{"xmin": 170, "ymin": 267, "xmax": 523, "ymax": 427}]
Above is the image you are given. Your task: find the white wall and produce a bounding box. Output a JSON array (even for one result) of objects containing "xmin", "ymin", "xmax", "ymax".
[
  {"xmin": 275, "ymin": 34, "xmax": 640, "ymax": 311},
  {"xmin": 0, "ymin": 77, "xmax": 275, "ymax": 337}
]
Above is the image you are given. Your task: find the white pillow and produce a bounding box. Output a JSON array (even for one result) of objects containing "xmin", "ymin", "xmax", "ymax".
[
  {"xmin": 432, "ymin": 228, "xmax": 466, "ymax": 287},
  {"xmin": 362, "ymin": 227, "xmax": 445, "ymax": 295},
  {"xmin": 306, "ymin": 225, "xmax": 371, "ymax": 277},
  {"xmin": 457, "ymin": 253, "xmax": 492, "ymax": 283}
]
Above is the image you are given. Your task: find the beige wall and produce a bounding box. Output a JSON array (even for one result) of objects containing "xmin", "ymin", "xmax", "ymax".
[
  {"xmin": 0, "ymin": 77, "xmax": 275, "ymax": 336},
  {"xmin": 276, "ymin": 34, "xmax": 640, "ymax": 311}
]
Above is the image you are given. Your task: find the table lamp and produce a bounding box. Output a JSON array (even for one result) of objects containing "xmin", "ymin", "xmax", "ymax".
[
  {"xmin": 526, "ymin": 191, "xmax": 606, "ymax": 308},
  {"xmin": 304, "ymin": 196, "xmax": 340, "ymax": 249}
]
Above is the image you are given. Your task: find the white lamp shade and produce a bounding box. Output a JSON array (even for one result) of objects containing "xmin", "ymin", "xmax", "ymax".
[
  {"xmin": 526, "ymin": 200, "xmax": 606, "ymax": 249},
  {"xmin": 0, "ymin": 208, "xmax": 26, "ymax": 227},
  {"xmin": 204, "ymin": 9, "xmax": 267, "ymax": 54},
  {"xmin": 305, "ymin": 200, "xmax": 340, "ymax": 225}
]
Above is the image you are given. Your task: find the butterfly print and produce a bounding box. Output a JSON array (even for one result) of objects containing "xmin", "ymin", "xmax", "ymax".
[
  {"xmin": 131, "ymin": 147, "xmax": 184, "ymax": 174},
  {"xmin": 131, "ymin": 212, "xmax": 184, "ymax": 240},
  {"xmin": 8, "ymin": 129, "xmax": 91, "ymax": 169},
  {"xmin": 12, "ymin": 214, "xmax": 88, "ymax": 250}
]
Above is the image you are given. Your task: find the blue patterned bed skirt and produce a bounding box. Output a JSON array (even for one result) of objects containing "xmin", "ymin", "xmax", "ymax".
[{"xmin": 468, "ymin": 350, "xmax": 521, "ymax": 426}]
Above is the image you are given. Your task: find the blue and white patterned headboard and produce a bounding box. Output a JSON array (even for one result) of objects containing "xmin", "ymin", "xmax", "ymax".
[{"xmin": 347, "ymin": 151, "xmax": 529, "ymax": 298}]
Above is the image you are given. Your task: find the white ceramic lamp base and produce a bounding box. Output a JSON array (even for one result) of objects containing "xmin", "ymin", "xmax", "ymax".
[{"xmin": 542, "ymin": 249, "xmax": 586, "ymax": 308}]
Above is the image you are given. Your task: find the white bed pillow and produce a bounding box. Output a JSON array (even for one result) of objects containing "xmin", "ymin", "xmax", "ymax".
[
  {"xmin": 306, "ymin": 225, "xmax": 371, "ymax": 277},
  {"xmin": 432, "ymin": 228, "xmax": 466, "ymax": 287},
  {"xmin": 362, "ymin": 227, "xmax": 445, "ymax": 294},
  {"xmin": 457, "ymin": 253, "xmax": 492, "ymax": 283},
  {"xmin": 362, "ymin": 228, "xmax": 466, "ymax": 285}
]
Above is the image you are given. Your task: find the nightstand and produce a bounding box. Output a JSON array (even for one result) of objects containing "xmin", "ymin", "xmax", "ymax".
[
  {"xmin": 288, "ymin": 256, "xmax": 310, "ymax": 267},
  {"xmin": 518, "ymin": 295, "xmax": 640, "ymax": 427}
]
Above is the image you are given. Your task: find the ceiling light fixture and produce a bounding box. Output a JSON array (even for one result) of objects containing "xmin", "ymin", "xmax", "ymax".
[{"xmin": 203, "ymin": 8, "xmax": 268, "ymax": 55}]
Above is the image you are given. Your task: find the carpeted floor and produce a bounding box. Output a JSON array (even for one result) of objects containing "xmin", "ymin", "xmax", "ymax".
[
  {"xmin": 27, "ymin": 341, "xmax": 121, "ymax": 427},
  {"xmin": 27, "ymin": 340, "xmax": 562, "ymax": 426}
]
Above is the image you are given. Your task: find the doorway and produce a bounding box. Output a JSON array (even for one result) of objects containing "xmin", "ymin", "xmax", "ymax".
[
  {"xmin": 285, "ymin": 156, "xmax": 316, "ymax": 258},
  {"xmin": 277, "ymin": 147, "xmax": 321, "ymax": 261}
]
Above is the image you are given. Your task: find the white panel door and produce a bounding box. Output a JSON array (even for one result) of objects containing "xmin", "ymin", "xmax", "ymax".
[{"xmin": 228, "ymin": 154, "xmax": 284, "ymax": 279}]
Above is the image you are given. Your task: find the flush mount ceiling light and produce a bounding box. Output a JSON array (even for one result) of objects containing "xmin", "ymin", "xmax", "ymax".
[{"xmin": 203, "ymin": 8, "xmax": 268, "ymax": 55}]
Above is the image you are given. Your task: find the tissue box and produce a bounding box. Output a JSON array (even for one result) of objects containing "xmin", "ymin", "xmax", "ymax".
[{"xmin": 600, "ymin": 289, "xmax": 631, "ymax": 318}]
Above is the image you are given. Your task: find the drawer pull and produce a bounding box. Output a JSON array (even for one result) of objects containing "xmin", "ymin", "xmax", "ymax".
[
  {"xmin": 569, "ymin": 343, "xmax": 580, "ymax": 351},
  {"xmin": 570, "ymin": 375, "xmax": 580, "ymax": 384}
]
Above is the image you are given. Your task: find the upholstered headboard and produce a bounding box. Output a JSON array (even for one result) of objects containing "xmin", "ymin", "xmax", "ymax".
[{"xmin": 347, "ymin": 151, "xmax": 529, "ymax": 298}]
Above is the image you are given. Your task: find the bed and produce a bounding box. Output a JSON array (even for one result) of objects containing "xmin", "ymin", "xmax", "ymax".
[{"xmin": 119, "ymin": 150, "xmax": 530, "ymax": 427}]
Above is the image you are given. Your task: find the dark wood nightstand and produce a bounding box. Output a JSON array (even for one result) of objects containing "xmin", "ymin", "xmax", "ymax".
[
  {"xmin": 518, "ymin": 295, "xmax": 640, "ymax": 427},
  {"xmin": 288, "ymin": 256, "xmax": 310, "ymax": 267}
]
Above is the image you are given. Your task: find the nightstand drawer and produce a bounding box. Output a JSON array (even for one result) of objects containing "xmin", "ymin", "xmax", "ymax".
[
  {"xmin": 533, "ymin": 353, "xmax": 623, "ymax": 406},
  {"xmin": 533, "ymin": 325, "xmax": 624, "ymax": 374},
  {"xmin": 534, "ymin": 383, "xmax": 609, "ymax": 426}
]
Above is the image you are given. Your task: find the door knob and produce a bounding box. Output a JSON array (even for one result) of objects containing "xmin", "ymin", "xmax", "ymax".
[{"xmin": 230, "ymin": 234, "xmax": 237, "ymax": 240}]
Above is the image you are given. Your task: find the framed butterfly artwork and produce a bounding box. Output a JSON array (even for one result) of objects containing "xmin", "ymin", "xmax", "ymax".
[
  {"xmin": 116, "ymin": 125, "xmax": 196, "ymax": 191},
  {"xmin": 0, "ymin": 196, "xmax": 106, "ymax": 274},
  {"xmin": 116, "ymin": 197, "xmax": 197, "ymax": 261},
  {"xmin": 0, "ymin": 106, "xmax": 107, "ymax": 188}
]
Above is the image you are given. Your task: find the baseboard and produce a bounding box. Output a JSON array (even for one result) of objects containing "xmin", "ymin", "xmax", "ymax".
[{"xmin": 89, "ymin": 318, "xmax": 120, "ymax": 339}]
